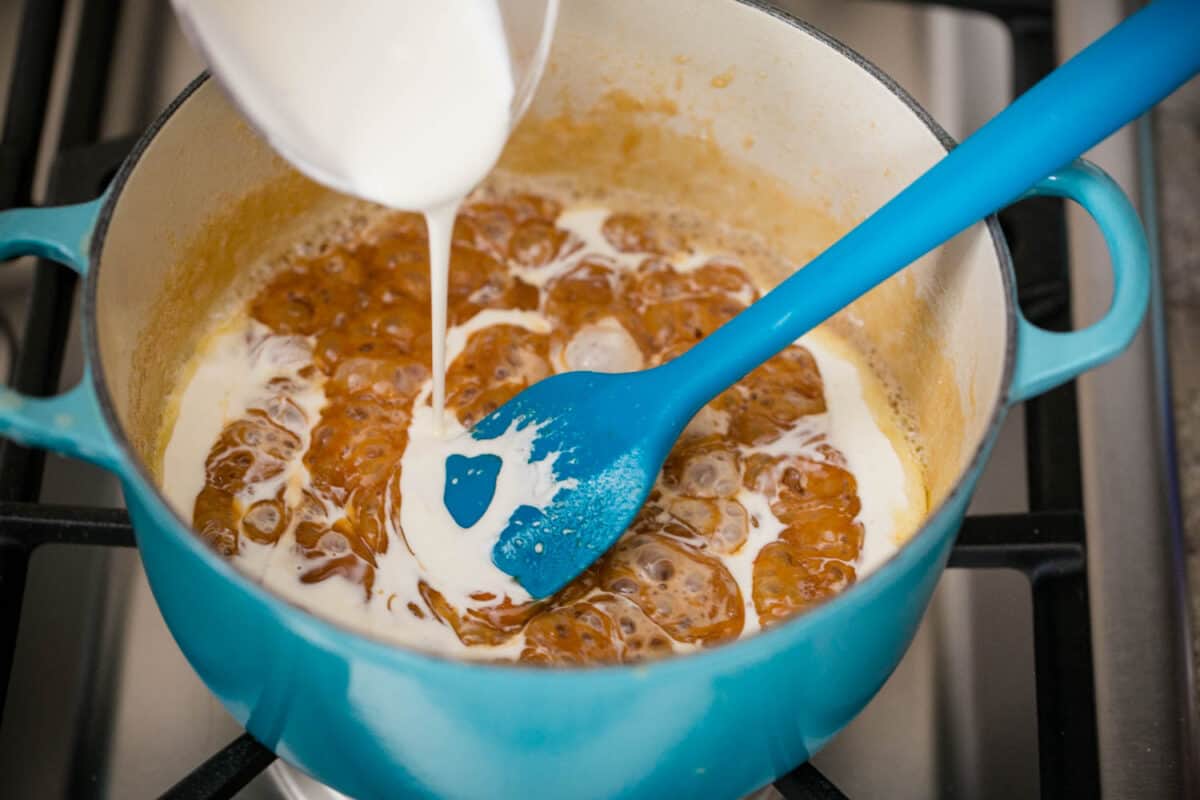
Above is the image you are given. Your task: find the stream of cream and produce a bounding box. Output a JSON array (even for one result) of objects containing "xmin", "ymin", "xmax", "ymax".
[{"xmin": 425, "ymin": 203, "xmax": 457, "ymax": 433}]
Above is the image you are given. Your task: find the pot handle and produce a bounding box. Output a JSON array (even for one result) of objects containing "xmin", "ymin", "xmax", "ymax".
[
  {"xmin": 0, "ymin": 199, "xmax": 124, "ymax": 471},
  {"xmin": 1008, "ymin": 159, "xmax": 1150, "ymax": 402}
]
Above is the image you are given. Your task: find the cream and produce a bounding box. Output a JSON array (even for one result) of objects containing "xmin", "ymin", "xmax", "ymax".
[
  {"xmin": 445, "ymin": 309, "xmax": 552, "ymax": 364},
  {"xmin": 426, "ymin": 203, "xmax": 458, "ymax": 432},
  {"xmin": 399, "ymin": 388, "xmax": 573, "ymax": 608},
  {"xmin": 159, "ymin": 320, "xmax": 539, "ymax": 659},
  {"xmin": 801, "ymin": 333, "xmax": 913, "ymax": 574},
  {"xmin": 160, "ymin": 319, "xmax": 324, "ymax": 526}
]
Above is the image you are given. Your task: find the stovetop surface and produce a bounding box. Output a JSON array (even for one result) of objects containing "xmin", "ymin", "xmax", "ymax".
[{"xmin": 0, "ymin": 1, "xmax": 1192, "ymax": 798}]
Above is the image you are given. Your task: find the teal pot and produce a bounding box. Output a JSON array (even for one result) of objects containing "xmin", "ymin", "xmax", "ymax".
[{"xmin": 0, "ymin": 2, "xmax": 1148, "ymax": 798}]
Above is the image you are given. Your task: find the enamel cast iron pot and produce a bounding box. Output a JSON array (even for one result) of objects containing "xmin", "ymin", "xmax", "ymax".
[{"xmin": 0, "ymin": 2, "xmax": 1149, "ymax": 798}]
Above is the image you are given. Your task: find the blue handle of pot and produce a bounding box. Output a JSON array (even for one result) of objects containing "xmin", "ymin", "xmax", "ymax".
[
  {"xmin": 0, "ymin": 199, "xmax": 123, "ymax": 470},
  {"xmin": 1008, "ymin": 160, "xmax": 1150, "ymax": 402}
]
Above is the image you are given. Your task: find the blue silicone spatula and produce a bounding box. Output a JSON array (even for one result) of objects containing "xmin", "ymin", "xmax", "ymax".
[{"xmin": 445, "ymin": 0, "xmax": 1200, "ymax": 599}]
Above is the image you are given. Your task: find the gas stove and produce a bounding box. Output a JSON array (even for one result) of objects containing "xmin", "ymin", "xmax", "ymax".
[{"xmin": 0, "ymin": 1, "xmax": 1193, "ymax": 798}]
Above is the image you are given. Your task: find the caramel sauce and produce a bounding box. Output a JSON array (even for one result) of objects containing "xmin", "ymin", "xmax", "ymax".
[{"xmin": 187, "ymin": 191, "xmax": 866, "ymax": 664}]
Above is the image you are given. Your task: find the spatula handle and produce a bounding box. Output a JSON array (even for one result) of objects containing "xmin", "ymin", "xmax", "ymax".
[{"xmin": 661, "ymin": 0, "xmax": 1200, "ymax": 411}]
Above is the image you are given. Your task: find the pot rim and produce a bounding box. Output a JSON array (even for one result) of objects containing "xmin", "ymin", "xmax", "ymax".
[{"xmin": 84, "ymin": 0, "xmax": 1018, "ymax": 677}]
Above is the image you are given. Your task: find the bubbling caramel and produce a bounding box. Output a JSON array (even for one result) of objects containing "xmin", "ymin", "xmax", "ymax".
[{"xmin": 167, "ymin": 188, "xmax": 915, "ymax": 665}]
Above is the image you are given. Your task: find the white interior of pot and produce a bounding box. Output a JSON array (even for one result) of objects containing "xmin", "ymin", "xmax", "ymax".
[{"xmin": 94, "ymin": 0, "xmax": 1009, "ymax": 534}]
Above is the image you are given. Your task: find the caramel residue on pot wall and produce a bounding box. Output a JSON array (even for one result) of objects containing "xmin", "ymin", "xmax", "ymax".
[{"xmin": 710, "ymin": 68, "xmax": 735, "ymax": 89}]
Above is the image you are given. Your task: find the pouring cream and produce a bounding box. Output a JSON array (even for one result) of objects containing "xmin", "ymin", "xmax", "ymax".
[{"xmin": 171, "ymin": 0, "xmax": 556, "ymax": 428}]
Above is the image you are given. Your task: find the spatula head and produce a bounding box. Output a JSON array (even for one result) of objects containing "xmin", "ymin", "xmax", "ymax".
[{"xmin": 443, "ymin": 368, "xmax": 683, "ymax": 598}]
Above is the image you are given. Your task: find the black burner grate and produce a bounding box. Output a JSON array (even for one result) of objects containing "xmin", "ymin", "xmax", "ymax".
[
  {"xmin": 0, "ymin": 0, "xmax": 1101, "ymax": 798},
  {"xmin": 0, "ymin": 0, "xmax": 126, "ymax": 716}
]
